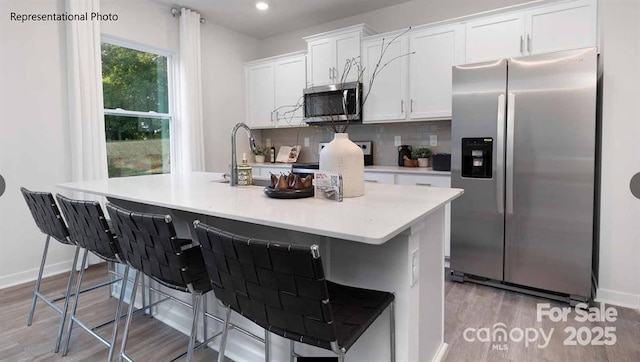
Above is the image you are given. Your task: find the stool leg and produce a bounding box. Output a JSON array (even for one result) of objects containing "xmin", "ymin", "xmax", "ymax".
[
  {"xmin": 202, "ymin": 293, "xmax": 208, "ymax": 342},
  {"xmin": 217, "ymin": 307, "xmax": 232, "ymax": 362},
  {"xmin": 118, "ymin": 270, "xmax": 139, "ymax": 362},
  {"xmin": 62, "ymin": 248, "xmax": 89, "ymax": 356},
  {"xmin": 27, "ymin": 235, "xmax": 50, "ymax": 326},
  {"xmin": 390, "ymin": 301, "xmax": 395, "ymax": 362},
  {"xmin": 265, "ymin": 330, "xmax": 270, "ymax": 362},
  {"xmin": 187, "ymin": 293, "xmax": 202, "ymax": 362},
  {"xmin": 107, "ymin": 265, "xmax": 130, "ymax": 362},
  {"xmin": 54, "ymin": 245, "xmax": 80, "ymax": 353},
  {"xmin": 289, "ymin": 340, "xmax": 295, "ymax": 362}
]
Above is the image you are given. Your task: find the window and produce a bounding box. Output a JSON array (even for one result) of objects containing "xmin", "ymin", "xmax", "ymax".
[{"xmin": 101, "ymin": 40, "xmax": 172, "ymax": 178}]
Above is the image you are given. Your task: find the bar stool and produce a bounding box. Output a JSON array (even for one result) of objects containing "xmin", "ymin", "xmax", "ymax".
[
  {"xmin": 55, "ymin": 195, "xmax": 131, "ymax": 361},
  {"xmin": 106, "ymin": 203, "xmax": 213, "ymax": 362},
  {"xmin": 192, "ymin": 221, "xmax": 396, "ymax": 362},
  {"xmin": 20, "ymin": 187, "xmax": 80, "ymax": 353}
]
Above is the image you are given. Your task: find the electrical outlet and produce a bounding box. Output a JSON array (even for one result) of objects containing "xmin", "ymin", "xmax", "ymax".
[
  {"xmin": 394, "ymin": 136, "xmax": 402, "ymax": 147},
  {"xmin": 266, "ymin": 138, "xmax": 272, "ymax": 148},
  {"xmin": 411, "ymin": 249, "xmax": 419, "ymax": 286},
  {"xmin": 304, "ymin": 137, "xmax": 310, "ymax": 147},
  {"xmin": 430, "ymin": 135, "xmax": 437, "ymax": 147}
]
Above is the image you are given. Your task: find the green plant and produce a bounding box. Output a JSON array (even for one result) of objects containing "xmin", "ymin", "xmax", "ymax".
[
  {"xmin": 252, "ymin": 146, "xmax": 269, "ymax": 156},
  {"xmin": 412, "ymin": 147, "xmax": 433, "ymax": 159}
]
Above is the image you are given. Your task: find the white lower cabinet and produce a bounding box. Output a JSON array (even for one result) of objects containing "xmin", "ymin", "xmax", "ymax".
[
  {"xmin": 363, "ymin": 172, "xmax": 396, "ymax": 184},
  {"xmin": 396, "ymin": 174, "xmax": 451, "ymax": 258}
]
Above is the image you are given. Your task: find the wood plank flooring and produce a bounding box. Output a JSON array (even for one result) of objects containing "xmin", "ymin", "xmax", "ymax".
[{"xmin": 1, "ymin": 264, "xmax": 638, "ymax": 361}]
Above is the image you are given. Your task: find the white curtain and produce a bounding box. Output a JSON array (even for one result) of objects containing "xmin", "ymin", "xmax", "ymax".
[
  {"xmin": 66, "ymin": 0, "xmax": 106, "ymax": 267},
  {"xmin": 175, "ymin": 8, "xmax": 206, "ymax": 173},
  {"xmin": 66, "ymin": 0, "xmax": 108, "ymax": 183}
]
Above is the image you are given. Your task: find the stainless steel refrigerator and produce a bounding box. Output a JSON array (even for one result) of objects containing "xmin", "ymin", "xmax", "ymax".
[{"xmin": 450, "ymin": 47, "xmax": 598, "ymax": 304}]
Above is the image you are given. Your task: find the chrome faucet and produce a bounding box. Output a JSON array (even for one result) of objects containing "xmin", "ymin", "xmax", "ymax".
[{"xmin": 230, "ymin": 123, "xmax": 256, "ymax": 186}]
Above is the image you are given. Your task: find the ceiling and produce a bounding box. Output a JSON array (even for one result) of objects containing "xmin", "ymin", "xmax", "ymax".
[{"xmin": 153, "ymin": 0, "xmax": 412, "ymax": 39}]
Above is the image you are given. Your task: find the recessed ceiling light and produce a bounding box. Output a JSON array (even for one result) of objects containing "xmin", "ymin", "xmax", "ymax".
[{"xmin": 256, "ymin": 2, "xmax": 269, "ymax": 10}]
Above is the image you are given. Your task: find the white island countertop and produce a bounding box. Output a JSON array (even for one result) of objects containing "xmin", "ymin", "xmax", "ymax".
[{"xmin": 58, "ymin": 172, "xmax": 462, "ymax": 245}]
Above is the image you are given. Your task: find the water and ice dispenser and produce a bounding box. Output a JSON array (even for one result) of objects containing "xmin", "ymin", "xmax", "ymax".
[{"xmin": 461, "ymin": 138, "xmax": 493, "ymax": 179}]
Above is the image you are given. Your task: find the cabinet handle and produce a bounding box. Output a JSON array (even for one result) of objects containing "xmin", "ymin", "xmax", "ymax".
[
  {"xmin": 329, "ymin": 67, "xmax": 333, "ymax": 80},
  {"xmin": 333, "ymin": 67, "xmax": 338, "ymax": 81},
  {"xmin": 411, "ymin": 99, "xmax": 414, "ymax": 113},
  {"xmin": 520, "ymin": 36, "xmax": 524, "ymax": 53},
  {"xmin": 401, "ymin": 100, "xmax": 404, "ymax": 113},
  {"xmin": 365, "ymin": 180, "xmax": 378, "ymax": 183},
  {"xmin": 527, "ymin": 35, "xmax": 532, "ymax": 53},
  {"xmin": 415, "ymin": 183, "xmax": 432, "ymax": 186}
]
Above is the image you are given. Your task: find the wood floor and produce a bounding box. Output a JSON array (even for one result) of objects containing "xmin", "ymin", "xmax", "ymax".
[{"xmin": 0, "ymin": 264, "xmax": 638, "ymax": 361}]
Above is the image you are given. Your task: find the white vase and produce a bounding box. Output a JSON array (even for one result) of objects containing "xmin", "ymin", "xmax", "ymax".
[
  {"xmin": 319, "ymin": 133, "xmax": 364, "ymax": 198},
  {"xmin": 418, "ymin": 158, "xmax": 429, "ymax": 167},
  {"xmin": 255, "ymin": 155, "xmax": 265, "ymax": 163}
]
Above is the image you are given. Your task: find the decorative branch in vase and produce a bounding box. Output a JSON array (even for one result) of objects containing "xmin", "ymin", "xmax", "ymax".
[{"xmin": 274, "ymin": 27, "xmax": 414, "ymax": 197}]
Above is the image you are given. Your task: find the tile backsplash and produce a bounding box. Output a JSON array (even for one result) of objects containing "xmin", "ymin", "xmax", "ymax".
[{"xmin": 259, "ymin": 120, "xmax": 451, "ymax": 165}]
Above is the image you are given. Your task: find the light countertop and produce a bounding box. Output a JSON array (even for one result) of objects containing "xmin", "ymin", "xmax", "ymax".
[
  {"xmin": 250, "ymin": 163, "xmax": 451, "ymax": 176},
  {"xmin": 57, "ymin": 172, "xmax": 462, "ymax": 245}
]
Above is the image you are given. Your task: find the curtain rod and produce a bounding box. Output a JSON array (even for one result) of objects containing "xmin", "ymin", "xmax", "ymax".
[{"xmin": 171, "ymin": 7, "xmax": 206, "ymax": 24}]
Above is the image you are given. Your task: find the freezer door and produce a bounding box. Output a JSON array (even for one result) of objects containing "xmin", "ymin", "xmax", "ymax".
[
  {"xmin": 504, "ymin": 48, "xmax": 597, "ymax": 297},
  {"xmin": 451, "ymin": 59, "xmax": 507, "ymax": 281}
]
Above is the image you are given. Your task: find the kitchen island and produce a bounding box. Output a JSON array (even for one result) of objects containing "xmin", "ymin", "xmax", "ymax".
[{"xmin": 57, "ymin": 172, "xmax": 463, "ymax": 362}]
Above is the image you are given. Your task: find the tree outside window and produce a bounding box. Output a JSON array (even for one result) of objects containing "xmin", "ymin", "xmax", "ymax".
[{"xmin": 101, "ymin": 42, "xmax": 172, "ymax": 177}]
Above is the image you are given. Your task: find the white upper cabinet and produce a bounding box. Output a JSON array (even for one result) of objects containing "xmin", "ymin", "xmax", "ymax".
[
  {"xmin": 525, "ymin": 0, "xmax": 597, "ymax": 55},
  {"xmin": 362, "ymin": 34, "xmax": 407, "ymax": 123},
  {"xmin": 274, "ymin": 54, "xmax": 306, "ymax": 127},
  {"xmin": 245, "ymin": 52, "xmax": 307, "ymax": 129},
  {"xmin": 465, "ymin": 0, "xmax": 597, "ymax": 64},
  {"xmin": 465, "ymin": 12, "xmax": 526, "ymax": 63},
  {"xmin": 245, "ymin": 62, "xmax": 275, "ymax": 128},
  {"xmin": 409, "ymin": 25, "xmax": 465, "ymax": 120},
  {"xmin": 304, "ymin": 24, "xmax": 374, "ymax": 87}
]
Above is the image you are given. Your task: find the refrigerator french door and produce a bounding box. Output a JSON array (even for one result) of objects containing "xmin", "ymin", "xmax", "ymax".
[{"xmin": 450, "ymin": 48, "xmax": 597, "ymax": 301}]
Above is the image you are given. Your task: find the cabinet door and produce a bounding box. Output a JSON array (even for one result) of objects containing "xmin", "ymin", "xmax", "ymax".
[
  {"xmin": 274, "ymin": 55, "xmax": 306, "ymax": 127},
  {"xmin": 525, "ymin": 0, "xmax": 597, "ymax": 55},
  {"xmin": 409, "ymin": 25, "xmax": 464, "ymax": 120},
  {"xmin": 246, "ymin": 63, "xmax": 275, "ymax": 128},
  {"xmin": 363, "ymin": 172, "xmax": 395, "ymax": 184},
  {"xmin": 334, "ymin": 32, "xmax": 361, "ymax": 83},
  {"xmin": 307, "ymin": 38, "xmax": 334, "ymax": 87},
  {"xmin": 362, "ymin": 37, "xmax": 407, "ymax": 123},
  {"xmin": 465, "ymin": 12, "xmax": 525, "ymax": 63}
]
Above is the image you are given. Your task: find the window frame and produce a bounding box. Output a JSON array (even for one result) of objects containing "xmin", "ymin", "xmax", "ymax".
[{"xmin": 100, "ymin": 35, "xmax": 176, "ymax": 175}]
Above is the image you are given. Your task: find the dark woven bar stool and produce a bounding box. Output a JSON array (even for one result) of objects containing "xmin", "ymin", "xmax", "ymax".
[
  {"xmin": 106, "ymin": 203, "xmax": 213, "ymax": 362},
  {"xmin": 56, "ymin": 195, "xmax": 131, "ymax": 361},
  {"xmin": 193, "ymin": 221, "xmax": 396, "ymax": 362},
  {"xmin": 20, "ymin": 187, "xmax": 81, "ymax": 353}
]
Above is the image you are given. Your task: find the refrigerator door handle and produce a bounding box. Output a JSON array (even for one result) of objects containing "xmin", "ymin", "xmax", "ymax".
[
  {"xmin": 506, "ymin": 93, "xmax": 516, "ymax": 215},
  {"xmin": 496, "ymin": 94, "xmax": 506, "ymax": 214}
]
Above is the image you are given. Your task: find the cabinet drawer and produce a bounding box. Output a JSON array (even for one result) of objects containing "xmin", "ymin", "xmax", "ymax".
[
  {"xmin": 363, "ymin": 172, "xmax": 395, "ymax": 184},
  {"xmin": 396, "ymin": 174, "xmax": 450, "ymax": 188}
]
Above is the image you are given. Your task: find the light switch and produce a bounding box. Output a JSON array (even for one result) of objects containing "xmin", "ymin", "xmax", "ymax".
[
  {"xmin": 394, "ymin": 136, "xmax": 402, "ymax": 147},
  {"xmin": 266, "ymin": 138, "xmax": 272, "ymax": 147},
  {"xmin": 304, "ymin": 137, "xmax": 310, "ymax": 147},
  {"xmin": 430, "ymin": 135, "xmax": 437, "ymax": 147}
]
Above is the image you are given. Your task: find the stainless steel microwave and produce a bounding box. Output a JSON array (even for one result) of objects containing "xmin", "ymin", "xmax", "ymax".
[{"xmin": 303, "ymin": 82, "xmax": 362, "ymax": 124}]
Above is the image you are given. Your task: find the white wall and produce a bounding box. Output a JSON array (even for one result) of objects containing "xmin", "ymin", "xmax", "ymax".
[
  {"xmin": 596, "ymin": 0, "xmax": 640, "ymax": 309},
  {"xmin": 257, "ymin": 0, "xmax": 532, "ymax": 58},
  {"xmin": 200, "ymin": 22, "xmax": 260, "ymax": 172},
  {"xmin": 0, "ymin": 0, "xmax": 75, "ymax": 288}
]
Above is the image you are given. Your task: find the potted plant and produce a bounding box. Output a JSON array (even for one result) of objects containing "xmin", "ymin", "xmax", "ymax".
[
  {"xmin": 252, "ymin": 146, "xmax": 269, "ymax": 163},
  {"xmin": 413, "ymin": 147, "xmax": 433, "ymax": 167}
]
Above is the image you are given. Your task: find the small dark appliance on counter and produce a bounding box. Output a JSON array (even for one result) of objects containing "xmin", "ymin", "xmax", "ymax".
[
  {"xmin": 398, "ymin": 145, "xmax": 412, "ymax": 166},
  {"xmin": 432, "ymin": 153, "xmax": 451, "ymax": 171},
  {"xmin": 319, "ymin": 141, "xmax": 373, "ymax": 166}
]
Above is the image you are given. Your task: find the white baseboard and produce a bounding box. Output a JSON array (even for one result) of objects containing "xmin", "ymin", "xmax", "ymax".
[
  {"xmin": 0, "ymin": 259, "xmax": 74, "ymax": 289},
  {"xmin": 596, "ymin": 288, "xmax": 640, "ymax": 310}
]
